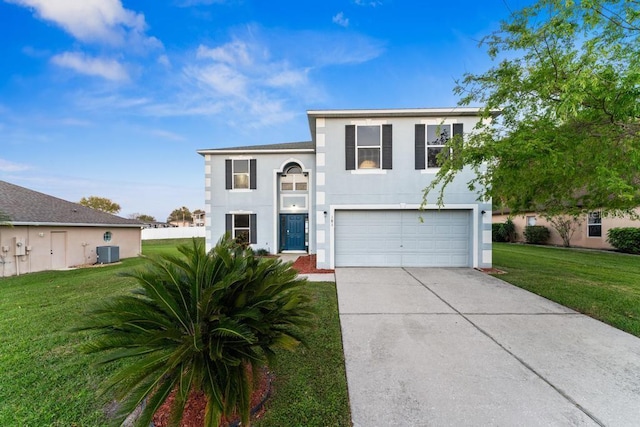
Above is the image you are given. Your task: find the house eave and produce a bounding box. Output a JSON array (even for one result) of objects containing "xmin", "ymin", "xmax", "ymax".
[
  {"xmin": 198, "ymin": 148, "xmax": 315, "ymax": 156},
  {"xmin": 306, "ymin": 107, "xmax": 500, "ymax": 118},
  {"xmin": 306, "ymin": 107, "xmax": 501, "ymax": 139},
  {"xmin": 5, "ymin": 222, "xmax": 143, "ymax": 228}
]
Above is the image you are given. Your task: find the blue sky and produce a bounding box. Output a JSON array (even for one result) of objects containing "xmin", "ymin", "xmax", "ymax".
[{"xmin": 0, "ymin": 0, "xmax": 528, "ymax": 221}]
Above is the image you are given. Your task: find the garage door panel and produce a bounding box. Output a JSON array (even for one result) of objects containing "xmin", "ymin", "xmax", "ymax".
[{"xmin": 335, "ymin": 210, "xmax": 471, "ymax": 267}]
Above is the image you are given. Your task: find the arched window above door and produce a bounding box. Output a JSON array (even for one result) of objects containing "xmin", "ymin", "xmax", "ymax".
[{"xmin": 280, "ymin": 163, "xmax": 308, "ymax": 192}]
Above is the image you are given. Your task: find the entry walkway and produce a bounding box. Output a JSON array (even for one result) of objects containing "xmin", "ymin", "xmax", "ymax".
[{"xmin": 335, "ymin": 268, "xmax": 640, "ymax": 426}]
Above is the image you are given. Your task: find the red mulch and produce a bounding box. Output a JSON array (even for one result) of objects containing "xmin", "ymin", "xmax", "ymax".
[
  {"xmin": 291, "ymin": 254, "xmax": 334, "ymax": 274},
  {"xmin": 152, "ymin": 368, "xmax": 271, "ymax": 427}
]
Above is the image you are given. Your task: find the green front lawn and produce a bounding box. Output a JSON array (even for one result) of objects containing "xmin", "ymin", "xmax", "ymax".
[
  {"xmin": 0, "ymin": 239, "xmax": 350, "ymax": 426},
  {"xmin": 493, "ymin": 243, "xmax": 640, "ymax": 337}
]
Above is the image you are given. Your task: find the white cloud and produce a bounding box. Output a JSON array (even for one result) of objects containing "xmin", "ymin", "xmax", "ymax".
[
  {"xmin": 175, "ymin": 0, "xmax": 227, "ymax": 6},
  {"xmin": 6, "ymin": 0, "xmax": 160, "ymax": 48},
  {"xmin": 51, "ymin": 51, "xmax": 129, "ymax": 81},
  {"xmin": 332, "ymin": 12, "xmax": 349, "ymax": 28},
  {"xmin": 186, "ymin": 63, "xmax": 249, "ymax": 97},
  {"xmin": 0, "ymin": 158, "xmax": 31, "ymax": 172},
  {"xmin": 157, "ymin": 54, "xmax": 171, "ymax": 67},
  {"xmin": 196, "ymin": 41, "xmax": 253, "ymax": 67},
  {"xmin": 266, "ymin": 69, "xmax": 309, "ymax": 88},
  {"xmin": 353, "ymin": 0, "xmax": 383, "ymax": 6}
]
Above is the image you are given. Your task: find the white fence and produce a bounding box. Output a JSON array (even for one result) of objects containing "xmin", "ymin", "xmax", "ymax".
[{"xmin": 141, "ymin": 227, "xmax": 206, "ymax": 240}]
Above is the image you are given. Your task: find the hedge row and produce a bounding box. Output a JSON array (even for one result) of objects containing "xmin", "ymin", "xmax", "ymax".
[{"xmin": 607, "ymin": 227, "xmax": 640, "ymax": 254}]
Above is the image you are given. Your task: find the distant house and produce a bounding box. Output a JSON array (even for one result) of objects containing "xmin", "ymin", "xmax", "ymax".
[
  {"xmin": 493, "ymin": 208, "xmax": 640, "ymax": 249},
  {"xmin": 0, "ymin": 180, "xmax": 142, "ymax": 277},
  {"xmin": 199, "ymin": 108, "xmax": 496, "ymax": 269}
]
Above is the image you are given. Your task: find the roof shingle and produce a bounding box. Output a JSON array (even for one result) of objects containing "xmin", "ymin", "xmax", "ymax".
[{"xmin": 0, "ymin": 180, "xmax": 142, "ymax": 226}]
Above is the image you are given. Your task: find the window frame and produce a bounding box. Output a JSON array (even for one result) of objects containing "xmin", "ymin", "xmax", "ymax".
[
  {"xmin": 356, "ymin": 125, "xmax": 382, "ymax": 170},
  {"xmin": 232, "ymin": 159, "xmax": 250, "ymax": 189},
  {"xmin": 426, "ymin": 124, "xmax": 451, "ymax": 170},
  {"xmin": 587, "ymin": 211, "xmax": 602, "ymax": 237},
  {"xmin": 226, "ymin": 213, "xmax": 257, "ymax": 244},
  {"xmin": 225, "ymin": 158, "xmax": 256, "ymax": 190},
  {"xmin": 416, "ymin": 123, "xmax": 463, "ymax": 172},
  {"xmin": 346, "ymin": 124, "xmax": 392, "ymax": 171}
]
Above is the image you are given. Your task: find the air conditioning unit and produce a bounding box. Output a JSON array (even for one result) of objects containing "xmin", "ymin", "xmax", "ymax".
[{"xmin": 96, "ymin": 246, "xmax": 120, "ymax": 264}]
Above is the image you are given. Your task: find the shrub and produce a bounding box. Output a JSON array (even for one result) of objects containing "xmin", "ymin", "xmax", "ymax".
[
  {"xmin": 607, "ymin": 227, "xmax": 640, "ymax": 254},
  {"xmin": 524, "ymin": 225, "xmax": 550, "ymax": 244},
  {"xmin": 75, "ymin": 237, "xmax": 313, "ymax": 426},
  {"xmin": 492, "ymin": 223, "xmax": 507, "ymax": 242},
  {"xmin": 492, "ymin": 219, "xmax": 516, "ymax": 242},
  {"xmin": 255, "ymin": 248, "xmax": 270, "ymax": 256}
]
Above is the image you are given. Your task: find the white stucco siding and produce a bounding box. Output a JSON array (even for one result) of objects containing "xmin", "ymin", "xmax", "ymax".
[
  {"xmin": 206, "ymin": 151, "xmax": 315, "ymax": 254},
  {"xmin": 314, "ymin": 114, "xmax": 492, "ymax": 269}
]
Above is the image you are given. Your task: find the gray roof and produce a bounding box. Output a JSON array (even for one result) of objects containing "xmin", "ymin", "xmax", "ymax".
[
  {"xmin": 0, "ymin": 180, "xmax": 142, "ymax": 227},
  {"xmin": 198, "ymin": 140, "xmax": 314, "ymax": 154}
]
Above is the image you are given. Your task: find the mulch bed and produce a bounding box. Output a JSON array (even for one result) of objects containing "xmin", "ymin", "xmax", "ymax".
[
  {"xmin": 151, "ymin": 367, "xmax": 272, "ymax": 427},
  {"xmin": 291, "ymin": 254, "xmax": 334, "ymax": 274}
]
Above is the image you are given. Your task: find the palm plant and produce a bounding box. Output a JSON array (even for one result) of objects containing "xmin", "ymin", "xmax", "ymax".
[{"xmin": 76, "ymin": 237, "xmax": 313, "ymax": 427}]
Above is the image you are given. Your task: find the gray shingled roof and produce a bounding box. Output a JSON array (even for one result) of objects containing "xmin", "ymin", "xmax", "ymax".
[
  {"xmin": 199, "ymin": 140, "xmax": 314, "ymax": 152},
  {"xmin": 0, "ymin": 180, "xmax": 142, "ymax": 227}
]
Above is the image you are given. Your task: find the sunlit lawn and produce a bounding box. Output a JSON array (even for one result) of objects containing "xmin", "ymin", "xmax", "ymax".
[
  {"xmin": 0, "ymin": 238, "xmax": 350, "ymax": 426},
  {"xmin": 493, "ymin": 243, "xmax": 640, "ymax": 337}
]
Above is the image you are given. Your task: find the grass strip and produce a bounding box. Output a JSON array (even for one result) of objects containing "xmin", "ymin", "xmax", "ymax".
[{"xmin": 493, "ymin": 243, "xmax": 640, "ymax": 337}]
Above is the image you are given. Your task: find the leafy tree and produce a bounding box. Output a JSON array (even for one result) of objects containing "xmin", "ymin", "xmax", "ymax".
[
  {"xmin": 545, "ymin": 214, "xmax": 583, "ymax": 247},
  {"xmin": 167, "ymin": 206, "xmax": 192, "ymax": 224},
  {"xmin": 76, "ymin": 237, "xmax": 312, "ymax": 426},
  {"xmin": 129, "ymin": 213, "xmax": 156, "ymax": 222},
  {"xmin": 424, "ymin": 0, "xmax": 640, "ymax": 217},
  {"xmin": 79, "ymin": 196, "xmax": 121, "ymax": 214}
]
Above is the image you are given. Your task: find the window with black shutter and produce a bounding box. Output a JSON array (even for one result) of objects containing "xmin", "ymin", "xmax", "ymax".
[
  {"xmin": 346, "ymin": 124, "xmax": 393, "ymax": 170},
  {"xmin": 225, "ymin": 159, "xmax": 257, "ymax": 189},
  {"xmin": 416, "ymin": 123, "xmax": 463, "ymax": 170},
  {"xmin": 226, "ymin": 213, "xmax": 257, "ymax": 244}
]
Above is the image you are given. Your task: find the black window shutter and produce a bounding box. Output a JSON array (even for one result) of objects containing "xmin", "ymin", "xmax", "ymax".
[
  {"xmin": 415, "ymin": 124, "xmax": 426, "ymax": 170},
  {"xmin": 249, "ymin": 159, "xmax": 257, "ymax": 189},
  {"xmin": 249, "ymin": 214, "xmax": 257, "ymax": 244},
  {"xmin": 225, "ymin": 214, "xmax": 232, "ymax": 236},
  {"xmin": 453, "ymin": 123, "xmax": 463, "ymax": 137},
  {"xmin": 225, "ymin": 160, "xmax": 232, "ymax": 189},
  {"xmin": 382, "ymin": 124, "xmax": 392, "ymax": 170},
  {"xmin": 345, "ymin": 125, "xmax": 356, "ymax": 170}
]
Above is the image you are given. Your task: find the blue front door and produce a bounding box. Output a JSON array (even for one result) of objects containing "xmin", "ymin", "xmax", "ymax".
[{"xmin": 281, "ymin": 214, "xmax": 306, "ymax": 251}]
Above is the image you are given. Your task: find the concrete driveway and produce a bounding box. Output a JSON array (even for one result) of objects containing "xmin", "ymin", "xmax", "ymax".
[{"xmin": 335, "ymin": 268, "xmax": 640, "ymax": 426}]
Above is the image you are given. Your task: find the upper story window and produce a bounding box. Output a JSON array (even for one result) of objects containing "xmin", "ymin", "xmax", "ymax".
[
  {"xmin": 357, "ymin": 125, "xmax": 381, "ymax": 169},
  {"xmin": 225, "ymin": 159, "xmax": 257, "ymax": 190},
  {"xmin": 427, "ymin": 124, "xmax": 451, "ymax": 168},
  {"xmin": 415, "ymin": 123, "xmax": 463, "ymax": 171},
  {"xmin": 345, "ymin": 124, "xmax": 392, "ymax": 171},
  {"xmin": 281, "ymin": 164, "xmax": 308, "ymax": 191},
  {"xmin": 588, "ymin": 211, "xmax": 602, "ymax": 237}
]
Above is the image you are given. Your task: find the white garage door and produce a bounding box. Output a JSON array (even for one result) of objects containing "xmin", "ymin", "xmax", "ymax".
[{"xmin": 335, "ymin": 210, "xmax": 471, "ymax": 267}]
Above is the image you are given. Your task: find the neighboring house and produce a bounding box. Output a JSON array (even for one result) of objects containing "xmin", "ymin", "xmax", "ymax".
[
  {"xmin": 199, "ymin": 108, "xmax": 496, "ymax": 269},
  {"xmin": 0, "ymin": 180, "xmax": 142, "ymax": 277},
  {"xmin": 493, "ymin": 208, "xmax": 640, "ymax": 249}
]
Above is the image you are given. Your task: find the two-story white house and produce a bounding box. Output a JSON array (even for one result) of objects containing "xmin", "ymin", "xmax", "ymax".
[{"xmin": 198, "ymin": 108, "xmax": 495, "ymax": 270}]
